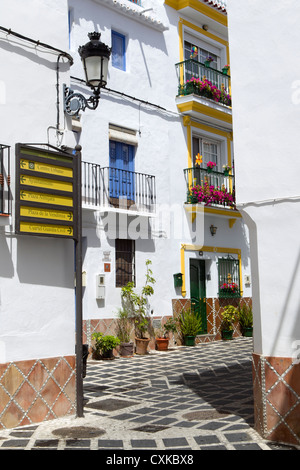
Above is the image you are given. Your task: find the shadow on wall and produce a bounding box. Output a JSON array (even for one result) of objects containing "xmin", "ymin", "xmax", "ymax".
[
  {"xmin": 238, "ymin": 200, "xmax": 300, "ymax": 358},
  {"xmin": 16, "ymin": 235, "xmax": 74, "ymax": 288},
  {"xmin": 0, "ymin": 233, "xmax": 14, "ymax": 278}
]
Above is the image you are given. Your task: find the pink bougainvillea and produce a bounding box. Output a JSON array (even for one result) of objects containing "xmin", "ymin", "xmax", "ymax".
[
  {"xmin": 186, "ymin": 77, "xmax": 232, "ymax": 106},
  {"xmin": 190, "ymin": 182, "xmax": 235, "ymax": 208}
]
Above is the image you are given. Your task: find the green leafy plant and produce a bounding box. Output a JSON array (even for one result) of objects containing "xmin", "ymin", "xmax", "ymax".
[
  {"xmin": 121, "ymin": 260, "xmax": 155, "ymax": 339},
  {"xmin": 179, "ymin": 309, "xmax": 202, "ymax": 337},
  {"xmin": 116, "ymin": 308, "xmax": 133, "ymax": 343},
  {"xmin": 156, "ymin": 318, "xmax": 177, "ymax": 338},
  {"xmin": 237, "ymin": 304, "xmax": 253, "ymax": 329},
  {"xmin": 92, "ymin": 332, "xmax": 120, "ymax": 357},
  {"xmin": 221, "ymin": 305, "xmax": 238, "ymax": 331}
]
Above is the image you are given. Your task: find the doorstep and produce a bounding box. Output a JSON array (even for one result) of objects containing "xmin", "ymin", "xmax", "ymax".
[{"xmin": 195, "ymin": 334, "xmax": 216, "ymax": 344}]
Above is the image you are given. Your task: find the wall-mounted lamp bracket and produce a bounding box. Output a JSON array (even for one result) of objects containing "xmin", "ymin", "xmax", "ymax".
[{"xmin": 63, "ymin": 84, "xmax": 100, "ymax": 116}]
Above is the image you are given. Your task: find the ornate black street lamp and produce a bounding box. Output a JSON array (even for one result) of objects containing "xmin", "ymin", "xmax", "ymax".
[{"xmin": 64, "ymin": 32, "xmax": 111, "ymax": 116}]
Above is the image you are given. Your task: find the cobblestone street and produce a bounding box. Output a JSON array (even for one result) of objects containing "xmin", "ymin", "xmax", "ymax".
[{"xmin": 0, "ymin": 338, "xmax": 297, "ymax": 451}]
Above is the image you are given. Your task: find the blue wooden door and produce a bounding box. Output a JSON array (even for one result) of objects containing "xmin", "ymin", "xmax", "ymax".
[{"xmin": 109, "ymin": 141, "xmax": 135, "ymax": 203}]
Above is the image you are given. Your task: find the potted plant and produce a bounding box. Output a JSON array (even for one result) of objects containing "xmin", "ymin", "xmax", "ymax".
[
  {"xmin": 116, "ymin": 308, "xmax": 134, "ymax": 357},
  {"xmin": 91, "ymin": 332, "xmax": 120, "ymax": 359},
  {"xmin": 222, "ymin": 64, "xmax": 230, "ymax": 75},
  {"xmin": 237, "ymin": 304, "xmax": 253, "ymax": 337},
  {"xmin": 220, "ymin": 305, "xmax": 238, "ymax": 340},
  {"xmin": 121, "ymin": 260, "xmax": 155, "ymax": 355},
  {"xmin": 155, "ymin": 317, "xmax": 177, "ymax": 351},
  {"xmin": 204, "ymin": 56, "xmax": 214, "ymax": 67},
  {"xmin": 223, "ymin": 164, "xmax": 231, "ymax": 176},
  {"xmin": 179, "ymin": 309, "xmax": 202, "ymax": 346},
  {"xmin": 206, "ymin": 161, "xmax": 216, "ymax": 173}
]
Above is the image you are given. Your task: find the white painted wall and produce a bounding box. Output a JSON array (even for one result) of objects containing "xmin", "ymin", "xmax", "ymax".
[
  {"xmin": 227, "ymin": 0, "xmax": 300, "ymax": 357},
  {"xmin": 0, "ymin": 0, "xmax": 75, "ymax": 362},
  {"xmin": 0, "ymin": 0, "xmax": 253, "ymax": 366},
  {"xmin": 70, "ymin": 0, "xmax": 251, "ymax": 324}
]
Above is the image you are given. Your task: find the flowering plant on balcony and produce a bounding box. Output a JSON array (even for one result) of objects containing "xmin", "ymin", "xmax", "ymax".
[
  {"xmin": 223, "ymin": 164, "xmax": 231, "ymax": 172},
  {"xmin": 207, "ymin": 161, "xmax": 216, "ymax": 169},
  {"xmin": 185, "ymin": 77, "xmax": 232, "ymax": 106},
  {"xmin": 205, "ymin": 56, "xmax": 214, "ymax": 63},
  {"xmin": 189, "ymin": 182, "xmax": 235, "ymax": 208},
  {"xmin": 220, "ymin": 283, "xmax": 239, "ymax": 294}
]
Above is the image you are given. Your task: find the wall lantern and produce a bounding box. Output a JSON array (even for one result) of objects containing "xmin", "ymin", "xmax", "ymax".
[
  {"xmin": 64, "ymin": 32, "xmax": 111, "ymax": 116},
  {"xmin": 210, "ymin": 224, "xmax": 217, "ymax": 236}
]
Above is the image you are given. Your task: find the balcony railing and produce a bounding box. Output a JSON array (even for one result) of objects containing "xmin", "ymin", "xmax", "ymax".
[
  {"xmin": 184, "ymin": 167, "xmax": 235, "ymax": 209},
  {"xmin": 176, "ymin": 59, "xmax": 231, "ymax": 107},
  {"xmin": 0, "ymin": 144, "xmax": 11, "ymax": 215},
  {"xmin": 82, "ymin": 162, "xmax": 156, "ymax": 213}
]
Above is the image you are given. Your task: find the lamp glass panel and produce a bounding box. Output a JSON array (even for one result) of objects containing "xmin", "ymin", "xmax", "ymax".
[{"xmin": 84, "ymin": 56, "xmax": 101, "ymax": 87}]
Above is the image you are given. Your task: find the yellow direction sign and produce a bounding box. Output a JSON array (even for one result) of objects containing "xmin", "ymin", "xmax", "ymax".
[
  {"xmin": 16, "ymin": 144, "xmax": 79, "ymax": 240},
  {"xmin": 20, "ymin": 159, "xmax": 73, "ymax": 178},
  {"xmin": 19, "ymin": 190, "xmax": 73, "ymax": 207},
  {"xmin": 20, "ymin": 221, "xmax": 73, "ymax": 237},
  {"xmin": 20, "ymin": 206, "xmax": 73, "ymax": 222},
  {"xmin": 20, "ymin": 174, "xmax": 73, "ymax": 192}
]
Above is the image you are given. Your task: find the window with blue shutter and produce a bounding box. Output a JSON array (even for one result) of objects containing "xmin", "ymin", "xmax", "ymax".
[{"xmin": 112, "ymin": 31, "xmax": 126, "ymax": 71}]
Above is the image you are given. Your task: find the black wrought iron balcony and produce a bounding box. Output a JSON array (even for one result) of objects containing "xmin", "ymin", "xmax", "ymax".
[
  {"xmin": 176, "ymin": 59, "xmax": 231, "ymax": 107},
  {"xmin": 0, "ymin": 144, "xmax": 11, "ymax": 216},
  {"xmin": 184, "ymin": 166, "xmax": 235, "ymax": 209},
  {"xmin": 82, "ymin": 162, "xmax": 156, "ymax": 213}
]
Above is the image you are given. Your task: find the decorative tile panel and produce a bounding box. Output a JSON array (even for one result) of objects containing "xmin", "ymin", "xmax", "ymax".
[
  {"xmin": 252, "ymin": 353, "xmax": 300, "ymax": 446},
  {"xmin": 0, "ymin": 356, "xmax": 76, "ymax": 430}
]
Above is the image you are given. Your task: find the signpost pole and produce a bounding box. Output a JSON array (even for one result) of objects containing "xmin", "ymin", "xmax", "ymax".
[{"xmin": 74, "ymin": 145, "xmax": 83, "ymax": 418}]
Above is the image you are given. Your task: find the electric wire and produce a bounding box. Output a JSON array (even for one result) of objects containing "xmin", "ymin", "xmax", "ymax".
[{"xmin": 0, "ymin": 25, "xmax": 73, "ymax": 64}]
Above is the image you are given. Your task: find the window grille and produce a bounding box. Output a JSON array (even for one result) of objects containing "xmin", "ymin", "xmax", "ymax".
[
  {"xmin": 218, "ymin": 255, "xmax": 240, "ymax": 298},
  {"xmin": 115, "ymin": 239, "xmax": 135, "ymax": 287}
]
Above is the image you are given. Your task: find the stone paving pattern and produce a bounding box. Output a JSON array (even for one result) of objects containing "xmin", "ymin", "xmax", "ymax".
[{"xmin": 0, "ymin": 338, "xmax": 298, "ymax": 450}]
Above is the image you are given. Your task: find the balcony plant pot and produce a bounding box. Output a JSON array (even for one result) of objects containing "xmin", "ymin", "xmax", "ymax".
[
  {"xmin": 204, "ymin": 60, "xmax": 211, "ymax": 67},
  {"xmin": 156, "ymin": 337, "xmax": 169, "ymax": 351},
  {"xmin": 222, "ymin": 67, "xmax": 229, "ymax": 75},
  {"xmin": 207, "ymin": 167, "xmax": 213, "ymax": 174},
  {"xmin": 184, "ymin": 335, "xmax": 196, "ymax": 346},
  {"xmin": 223, "ymin": 169, "xmax": 230, "ymax": 176},
  {"xmin": 119, "ymin": 341, "xmax": 134, "ymax": 357},
  {"xmin": 135, "ymin": 337, "xmax": 150, "ymax": 355}
]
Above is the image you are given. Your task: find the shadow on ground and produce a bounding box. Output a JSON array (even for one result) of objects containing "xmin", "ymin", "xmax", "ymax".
[{"xmin": 181, "ymin": 361, "xmax": 254, "ymax": 425}]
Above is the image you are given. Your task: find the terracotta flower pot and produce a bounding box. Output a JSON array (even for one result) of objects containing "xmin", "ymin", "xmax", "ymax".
[
  {"xmin": 135, "ymin": 337, "xmax": 150, "ymax": 355},
  {"xmin": 156, "ymin": 338, "xmax": 169, "ymax": 351}
]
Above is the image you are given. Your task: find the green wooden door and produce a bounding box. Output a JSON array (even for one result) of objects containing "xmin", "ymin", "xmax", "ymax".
[{"xmin": 190, "ymin": 259, "xmax": 207, "ymax": 334}]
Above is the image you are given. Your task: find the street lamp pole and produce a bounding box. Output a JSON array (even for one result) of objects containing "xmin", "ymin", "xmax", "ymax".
[
  {"xmin": 74, "ymin": 145, "xmax": 83, "ymax": 418},
  {"xmin": 64, "ymin": 32, "xmax": 111, "ymax": 416}
]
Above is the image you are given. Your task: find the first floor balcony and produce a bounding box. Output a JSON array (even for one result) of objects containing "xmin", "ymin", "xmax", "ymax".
[
  {"xmin": 176, "ymin": 59, "xmax": 231, "ymax": 107},
  {"xmin": 184, "ymin": 166, "xmax": 235, "ymax": 209},
  {"xmin": 82, "ymin": 162, "xmax": 156, "ymax": 214}
]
